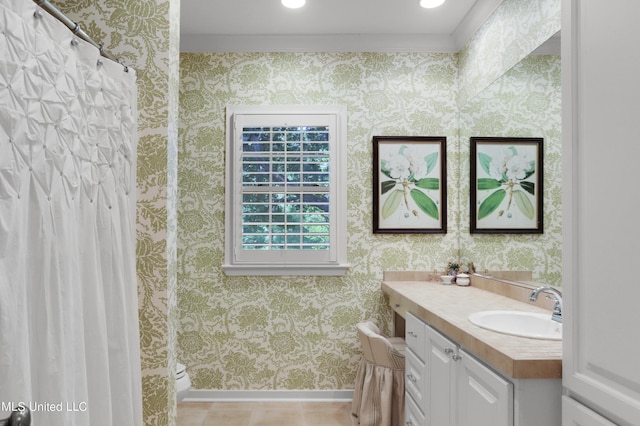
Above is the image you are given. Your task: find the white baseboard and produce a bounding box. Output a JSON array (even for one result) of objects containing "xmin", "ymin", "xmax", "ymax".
[{"xmin": 183, "ymin": 389, "xmax": 353, "ymax": 402}]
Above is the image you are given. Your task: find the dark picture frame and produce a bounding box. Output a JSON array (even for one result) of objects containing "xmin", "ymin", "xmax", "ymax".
[
  {"xmin": 373, "ymin": 136, "xmax": 447, "ymax": 234},
  {"xmin": 470, "ymin": 137, "xmax": 543, "ymax": 234}
]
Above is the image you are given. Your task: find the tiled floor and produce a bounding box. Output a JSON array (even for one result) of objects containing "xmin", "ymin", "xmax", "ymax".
[{"xmin": 177, "ymin": 401, "xmax": 355, "ymax": 426}]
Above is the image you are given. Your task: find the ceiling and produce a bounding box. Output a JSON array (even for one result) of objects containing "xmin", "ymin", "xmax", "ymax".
[{"xmin": 180, "ymin": 0, "xmax": 504, "ymax": 53}]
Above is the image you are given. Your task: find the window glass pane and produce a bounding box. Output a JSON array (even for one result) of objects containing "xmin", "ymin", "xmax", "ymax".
[
  {"xmin": 239, "ymin": 124, "xmax": 332, "ymax": 251},
  {"xmin": 287, "ymin": 142, "xmax": 301, "ymax": 152},
  {"xmin": 286, "ymin": 133, "xmax": 301, "ymax": 142},
  {"xmin": 304, "ymin": 142, "xmax": 329, "ymax": 152},
  {"xmin": 242, "ymin": 173, "xmax": 270, "ymax": 184},
  {"xmin": 243, "ymin": 225, "xmax": 268, "ymax": 234},
  {"xmin": 286, "ymin": 204, "xmax": 301, "ymax": 213},
  {"xmin": 242, "ymin": 141, "xmax": 270, "ymax": 152},
  {"xmin": 286, "ymin": 235, "xmax": 301, "ymax": 244},
  {"xmin": 303, "ymin": 163, "xmax": 327, "ymax": 173},
  {"xmin": 243, "ymin": 193, "xmax": 269, "ymax": 203},
  {"xmin": 286, "ymin": 173, "xmax": 301, "ymax": 183},
  {"xmin": 303, "ymin": 173, "xmax": 329, "ymax": 184},
  {"xmin": 286, "ymin": 214, "xmax": 301, "ymax": 223},
  {"xmin": 304, "ymin": 224, "xmax": 329, "ymax": 234},
  {"xmin": 242, "ymin": 214, "xmax": 269, "ymax": 223},
  {"xmin": 242, "ymin": 203, "xmax": 269, "ymax": 213},
  {"xmin": 303, "ymin": 235, "xmax": 329, "ymax": 244},
  {"xmin": 303, "ymin": 214, "xmax": 329, "ymax": 224}
]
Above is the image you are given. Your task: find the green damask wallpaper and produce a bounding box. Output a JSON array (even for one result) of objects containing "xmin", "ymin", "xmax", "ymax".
[
  {"xmin": 177, "ymin": 0, "xmax": 563, "ymax": 392},
  {"xmin": 177, "ymin": 50, "xmax": 562, "ymax": 392},
  {"xmin": 457, "ymin": 0, "xmax": 561, "ymax": 105},
  {"xmin": 178, "ymin": 52, "xmax": 460, "ymax": 390}
]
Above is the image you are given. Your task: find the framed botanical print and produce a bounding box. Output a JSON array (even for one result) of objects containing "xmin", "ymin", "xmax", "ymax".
[
  {"xmin": 372, "ymin": 136, "xmax": 447, "ymax": 234},
  {"xmin": 470, "ymin": 137, "xmax": 543, "ymax": 234}
]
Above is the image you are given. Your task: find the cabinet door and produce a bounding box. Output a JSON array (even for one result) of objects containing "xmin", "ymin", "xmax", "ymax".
[
  {"xmin": 562, "ymin": 397, "xmax": 617, "ymax": 426},
  {"xmin": 456, "ymin": 349, "xmax": 512, "ymax": 426},
  {"xmin": 424, "ymin": 325, "xmax": 456, "ymax": 426},
  {"xmin": 563, "ymin": 1, "xmax": 640, "ymax": 424}
]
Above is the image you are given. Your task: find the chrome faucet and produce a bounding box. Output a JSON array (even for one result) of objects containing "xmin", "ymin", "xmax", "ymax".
[{"xmin": 529, "ymin": 286, "xmax": 563, "ymax": 323}]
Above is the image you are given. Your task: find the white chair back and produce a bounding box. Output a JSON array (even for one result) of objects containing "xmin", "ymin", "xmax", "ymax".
[{"xmin": 356, "ymin": 322, "xmax": 405, "ymax": 370}]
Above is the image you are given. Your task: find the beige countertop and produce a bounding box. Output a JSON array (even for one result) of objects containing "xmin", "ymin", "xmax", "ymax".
[{"xmin": 381, "ymin": 275, "xmax": 562, "ymax": 380}]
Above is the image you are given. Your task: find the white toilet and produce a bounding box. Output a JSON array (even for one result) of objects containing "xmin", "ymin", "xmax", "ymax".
[{"xmin": 176, "ymin": 363, "xmax": 192, "ymax": 401}]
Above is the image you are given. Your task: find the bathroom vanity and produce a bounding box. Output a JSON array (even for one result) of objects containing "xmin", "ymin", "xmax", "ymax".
[{"xmin": 382, "ymin": 271, "xmax": 562, "ymax": 426}]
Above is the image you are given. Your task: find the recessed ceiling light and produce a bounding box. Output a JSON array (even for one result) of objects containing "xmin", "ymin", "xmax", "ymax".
[
  {"xmin": 420, "ymin": 0, "xmax": 446, "ymax": 8},
  {"xmin": 282, "ymin": 0, "xmax": 306, "ymax": 9}
]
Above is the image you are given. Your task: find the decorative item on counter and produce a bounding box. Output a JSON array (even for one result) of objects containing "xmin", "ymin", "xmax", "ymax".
[
  {"xmin": 467, "ymin": 261, "xmax": 476, "ymax": 274},
  {"xmin": 440, "ymin": 275, "xmax": 453, "ymax": 285},
  {"xmin": 456, "ymin": 273, "xmax": 470, "ymax": 286},
  {"xmin": 447, "ymin": 261, "xmax": 460, "ymax": 282}
]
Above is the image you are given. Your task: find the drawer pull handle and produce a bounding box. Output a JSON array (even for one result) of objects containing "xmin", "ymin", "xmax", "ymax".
[
  {"xmin": 452, "ymin": 353, "xmax": 462, "ymax": 362},
  {"xmin": 444, "ymin": 347, "xmax": 454, "ymax": 355},
  {"xmin": 407, "ymin": 373, "xmax": 417, "ymax": 384},
  {"xmin": 406, "ymin": 421, "xmax": 414, "ymax": 426},
  {"xmin": 407, "ymin": 331, "xmax": 418, "ymax": 338}
]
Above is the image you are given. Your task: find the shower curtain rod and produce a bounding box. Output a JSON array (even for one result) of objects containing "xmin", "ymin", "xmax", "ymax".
[{"xmin": 32, "ymin": 0, "xmax": 130, "ymax": 72}]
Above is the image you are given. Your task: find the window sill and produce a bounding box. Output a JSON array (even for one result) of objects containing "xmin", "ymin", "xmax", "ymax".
[{"xmin": 222, "ymin": 263, "xmax": 350, "ymax": 276}]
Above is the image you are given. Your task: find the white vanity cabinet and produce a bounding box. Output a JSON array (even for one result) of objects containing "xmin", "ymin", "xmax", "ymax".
[
  {"xmin": 405, "ymin": 312, "xmax": 512, "ymax": 426},
  {"xmin": 383, "ymin": 276, "xmax": 562, "ymax": 426}
]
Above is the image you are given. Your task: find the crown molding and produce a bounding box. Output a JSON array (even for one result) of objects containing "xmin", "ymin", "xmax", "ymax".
[
  {"xmin": 531, "ymin": 31, "xmax": 561, "ymax": 55},
  {"xmin": 180, "ymin": 33, "xmax": 458, "ymax": 53},
  {"xmin": 452, "ymin": 0, "xmax": 504, "ymax": 51}
]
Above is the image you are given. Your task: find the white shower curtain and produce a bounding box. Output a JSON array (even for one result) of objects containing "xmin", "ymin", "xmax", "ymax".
[{"xmin": 0, "ymin": 1, "xmax": 142, "ymax": 425}]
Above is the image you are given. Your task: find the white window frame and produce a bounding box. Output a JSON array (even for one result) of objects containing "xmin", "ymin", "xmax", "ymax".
[{"xmin": 223, "ymin": 105, "xmax": 349, "ymax": 276}]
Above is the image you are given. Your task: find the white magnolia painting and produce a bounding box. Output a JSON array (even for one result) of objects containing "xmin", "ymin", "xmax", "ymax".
[
  {"xmin": 470, "ymin": 137, "xmax": 543, "ymax": 233},
  {"xmin": 373, "ymin": 136, "xmax": 447, "ymax": 234}
]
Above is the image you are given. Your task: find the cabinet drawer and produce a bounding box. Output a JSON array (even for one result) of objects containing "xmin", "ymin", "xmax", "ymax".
[
  {"xmin": 405, "ymin": 312, "xmax": 426, "ymax": 358},
  {"xmin": 405, "ymin": 348, "xmax": 426, "ymax": 410},
  {"xmin": 388, "ymin": 292, "xmax": 406, "ymax": 318},
  {"xmin": 405, "ymin": 392, "xmax": 426, "ymax": 426}
]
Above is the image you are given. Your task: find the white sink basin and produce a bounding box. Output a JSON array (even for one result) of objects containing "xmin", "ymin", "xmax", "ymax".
[{"xmin": 468, "ymin": 310, "xmax": 562, "ymax": 340}]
